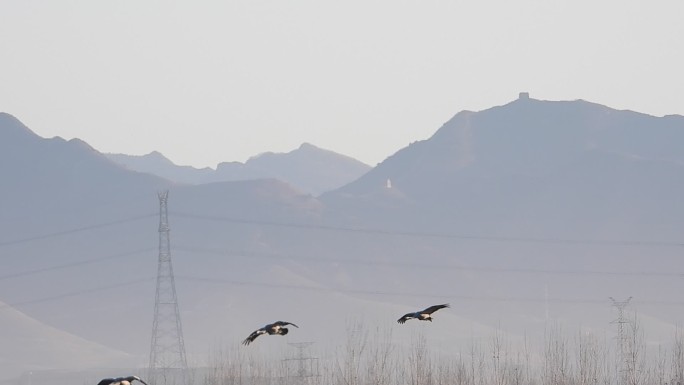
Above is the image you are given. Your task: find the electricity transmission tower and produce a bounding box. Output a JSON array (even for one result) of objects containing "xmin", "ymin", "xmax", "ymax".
[
  {"xmin": 149, "ymin": 191, "xmax": 188, "ymax": 384},
  {"xmin": 284, "ymin": 342, "xmax": 319, "ymax": 385},
  {"xmin": 610, "ymin": 296, "xmax": 632, "ymax": 385}
]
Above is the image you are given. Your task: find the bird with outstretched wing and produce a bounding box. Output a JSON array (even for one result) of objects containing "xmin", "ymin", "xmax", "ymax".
[
  {"xmin": 242, "ymin": 321, "xmax": 299, "ymax": 345},
  {"xmin": 97, "ymin": 376, "xmax": 147, "ymax": 385},
  {"xmin": 397, "ymin": 304, "xmax": 449, "ymax": 324}
]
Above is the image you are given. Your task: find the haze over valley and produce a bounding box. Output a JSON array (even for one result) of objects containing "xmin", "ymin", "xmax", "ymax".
[{"xmin": 2, "ymin": 94, "xmax": 684, "ymax": 384}]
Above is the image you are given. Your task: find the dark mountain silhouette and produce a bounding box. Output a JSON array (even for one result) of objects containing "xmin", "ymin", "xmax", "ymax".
[{"xmin": 106, "ymin": 143, "xmax": 371, "ymax": 196}]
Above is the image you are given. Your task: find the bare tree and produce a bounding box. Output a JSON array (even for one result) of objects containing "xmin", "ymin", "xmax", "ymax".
[
  {"xmin": 434, "ymin": 354, "xmax": 470, "ymax": 385},
  {"xmin": 652, "ymin": 345, "xmax": 667, "ymax": 385},
  {"xmin": 518, "ymin": 332, "xmax": 533, "ymax": 385},
  {"xmin": 624, "ymin": 314, "xmax": 646, "ymax": 385},
  {"xmin": 365, "ymin": 327, "xmax": 396, "ymax": 385},
  {"xmin": 406, "ymin": 333, "xmax": 432, "ymax": 385},
  {"xmin": 576, "ymin": 331, "xmax": 605, "ymax": 385},
  {"xmin": 543, "ymin": 325, "xmax": 571, "ymax": 385},
  {"xmin": 490, "ymin": 327, "xmax": 510, "ymax": 385},
  {"xmin": 202, "ymin": 346, "xmax": 245, "ymax": 385},
  {"xmin": 673, "ymin": 327, "xmax": 684, "ymax": 385},
  {"xmin": 335, "ymin": 321, "xmax": 368, "ymax": 385},
  {"xmin": 469, "ymin": 339, "xmax": 487, "ymax": 385},
  {"xmin": 601, "ymin": 334, "xmax": 615, "ymax": 385}
]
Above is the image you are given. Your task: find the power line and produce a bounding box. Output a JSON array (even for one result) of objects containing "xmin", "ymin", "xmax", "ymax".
[
  {"xmin": 171, "ymin": 211, "xmax": 684, "ymax": 248},
  {"xmin": 0, "ymin": 248, "xmax": 155, "ymax": 281},
  {"xmin": 173, "ymin": 275, "xmax": 684, "ymax": 306},
  {"xmin": 0, "ymin": 277, "xmax": 153, "ymax": 310},
  {"xmin": 0, "ymin": 240, "xmax": 677, "ymax": 287},
  {"xmin": 173, "ymin": 246, "xmax": 684, "ymax": 278},
  {"xmin": 2, "ymin": 210, "xmax": 682, "ymax": 251},
  {"xmin": 1, "ymin": 272, "xmax": 680, "ymax": 310},
  {"xmin": 0, "ymin": 214, "xmax": 156, "ymax": 248}
]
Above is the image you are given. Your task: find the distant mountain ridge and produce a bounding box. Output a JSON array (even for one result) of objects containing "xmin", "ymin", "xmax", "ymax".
[
  {"xmin": 3, "ymin": 95, "xmax": 684, "ymax": 383},
  {"xmin": 106, "ymin": 142, "xmax": 371, "ymax": 195},
  {"xmin": 105, "ymin": 151, "xmax": 214, "ymax": 184},
  {"xmin": 0, "ymin": 112, "xmax": 331, "ymax": 380},
  {"xmin": 323, "ymin": 94, "xmax": 684, "ymax": 237}
]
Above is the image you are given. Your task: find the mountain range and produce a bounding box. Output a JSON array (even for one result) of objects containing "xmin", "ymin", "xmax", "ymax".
[
  {"xmin": 105, "ymin": 142, "xmax": 371, "ymax": 196},
  {"xmin": 2, "ymin": 94, "xmax": 684, "ymax": 383}
]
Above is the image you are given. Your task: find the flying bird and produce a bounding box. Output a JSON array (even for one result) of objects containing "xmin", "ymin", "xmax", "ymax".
[
  {"xmin": 397, "ymin": 304, "xmax": 449, "ymax": 324},
  {"xmin": 97, "ymin": 376, "xmax": 148, "ymax": 385},
  {"xmin": 242, "ymin": 321, "xmax": 299, "ymax": 345}
]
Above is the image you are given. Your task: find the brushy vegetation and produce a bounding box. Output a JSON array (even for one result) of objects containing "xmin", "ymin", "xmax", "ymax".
[{"xmin": 187, "ymin": 317, "xmax": 684, "ymax": 385}]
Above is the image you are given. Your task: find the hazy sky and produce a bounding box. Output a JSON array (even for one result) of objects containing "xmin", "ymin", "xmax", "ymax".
[{"xmin": 1, "ymin": 1, "xmax": 682, "ymax": 168}]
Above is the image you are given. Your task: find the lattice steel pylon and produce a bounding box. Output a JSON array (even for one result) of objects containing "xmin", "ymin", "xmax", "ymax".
[
  {"xmin": 610, "ymin": 296, "xmax": 632, "ymax": 385},
  {"xmin": 149, "ymin": 191, "xmax": 188, "ymax": 383},
  {"xmin": 284, "ymin": 342, "xmax": 319, "ymax": 385}
]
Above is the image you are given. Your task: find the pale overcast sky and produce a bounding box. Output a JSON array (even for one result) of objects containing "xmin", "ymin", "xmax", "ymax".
[{"xmin": 1, "ymin": 1, "xmax": 682, "ymax": 168}]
